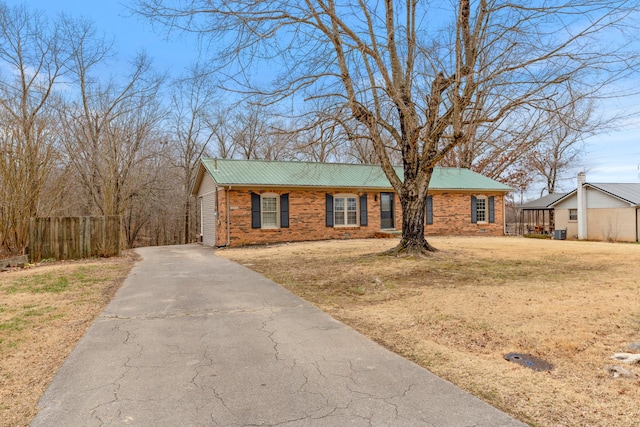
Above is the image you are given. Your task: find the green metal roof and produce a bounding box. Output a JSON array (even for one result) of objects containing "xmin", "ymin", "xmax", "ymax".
[{"xmin": 200, "ymin": 158, "xmax": 512, "ymax": 191}]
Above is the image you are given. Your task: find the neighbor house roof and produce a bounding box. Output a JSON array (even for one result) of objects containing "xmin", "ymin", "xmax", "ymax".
[
  {"xmin": 193, "ymin": 158, "xmax": 513, "ymax": 193},
  {"xmin": 516, "ymin": 193, "xmax": 568, "ymax": 210},
  {"xmin": 550, "ymin": 183, "xmax": 640, "ymax": 207}
]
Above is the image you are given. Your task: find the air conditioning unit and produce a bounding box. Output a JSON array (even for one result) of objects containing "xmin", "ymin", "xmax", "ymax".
[{"xmin": 553, "ymin": 229, "xmax": 566, "ymax": 240}]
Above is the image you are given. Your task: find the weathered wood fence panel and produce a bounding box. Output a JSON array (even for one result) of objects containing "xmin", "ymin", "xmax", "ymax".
[{"xmin": 29, "ymin": 216, "xmax": 121, "ymax": 262}]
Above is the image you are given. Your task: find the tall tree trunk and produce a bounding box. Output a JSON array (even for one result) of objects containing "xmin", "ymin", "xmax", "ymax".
[
  {"xmin": 386, "ymin": 169, "xmax": 438, "ymax": 255},
  {"xmin": 183, "ymin": 196, "xmax": 190, "ymax": 244},
  {"xmin": 399, "ymin": 194, "xmax": 429, "ymax": 250}
]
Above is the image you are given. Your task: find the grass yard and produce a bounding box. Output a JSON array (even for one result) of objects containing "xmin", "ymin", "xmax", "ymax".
[
  {"xmin": 0, "ymin": 255, "xmax": 135, "ymax": 427},
  {"xmin": 219, "ymin": 236, "xmax": 640, "ymax": 427}
]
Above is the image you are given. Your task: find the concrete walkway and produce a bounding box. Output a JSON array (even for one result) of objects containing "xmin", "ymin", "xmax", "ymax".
[{"xmin": 32, "ymin": 244, "xmax": 525, "ymax": 427}]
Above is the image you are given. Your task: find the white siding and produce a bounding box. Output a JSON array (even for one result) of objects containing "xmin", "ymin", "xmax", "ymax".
[
  {"xmin": 554, "ymin": 189, "xmax": 638, "ymax": 242},
  {"xmin": 585, "ymin": 187, "xmax": 630, "ymax": 209},
  {"xmin": 554, "ymin": 195, "xmax": 577, "ymax": 209},
  {"xmin": 197, "ymin": 173, "xmax": 217, "ymax": 247},
  {"xmin": 556, "ymin": 189, "xmax": 631, "ymax": 209}
]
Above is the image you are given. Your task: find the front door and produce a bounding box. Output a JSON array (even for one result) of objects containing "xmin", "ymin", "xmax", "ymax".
[{"xmin": 380, "ymin": 192, "xmax": 395, "ymax": 229}]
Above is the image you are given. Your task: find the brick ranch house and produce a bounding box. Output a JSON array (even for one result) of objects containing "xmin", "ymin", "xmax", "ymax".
[{"xmin": 191, "ymin": 159, "xmax": 512, "ymax": 247}]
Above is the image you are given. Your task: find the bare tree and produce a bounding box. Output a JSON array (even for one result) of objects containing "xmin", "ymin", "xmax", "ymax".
[
  {"xmin": 135, "ymin": 0, "xmax": 640, "ymax": 254},
  {"xmin": 438, "ymin": 106, "xmax": 547, "ymax": 197},
  {"xmin": 167, "ymin": 64, "xmax": 216, "ymax": 243},
  {"xmin": 438, "ymin": 81, "xmax": 608, "ymax": 197},
  {"xmin": 229, "ymin": 104, "xmax": 275, "ymax": 159},
  {"xmin": 59, "ymin": 16, "xmax": 166, "ymax": 246},
  {"xmin": 215, "ymin": 103, "xmax": 298, "ymax": 160},
  {"xmin": 258, "ymin": 116, "xmax": 300, "ymax": 160},
  {"xmin": 209, "ymin": 108, "xmax": 237, "ymax": 159},
  {"xmin": 0, "ymin": 3, "xmax": 70, "ymax": 255},
  {"xmin": 231, "ymin": 106, "xmax": 260, "ymax": 159},
  {"xmin": 288, "ymin": 98, "xmax": 345, "ymax": 162},
  {"xmin": 120, "ymin": 146, "xmax": 173, "ymax": 247},
  {"xmin": 529, "ymin": 95, "xmax": 602, "ymax": 195},
  {"xmin": 293, "ymin": 122, "xmax": 343, "ymax": 162},
  {"xmin": 441, "ymin": 110, "xmax": 544, "ymax": 177}
]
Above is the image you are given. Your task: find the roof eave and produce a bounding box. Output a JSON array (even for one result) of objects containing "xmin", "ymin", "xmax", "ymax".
[
  {"xmin": 202, "ymin": 182, "xmax": 511, "ymax": 192},
  {"xmin": 190, "ymin": 163, "xmax": 208, "ymax": 196},
  {"xmin": 549, "ymin": 190, "xmax": 577, "ymax": 207},
  {"xmin": 212, "ymin": 183, "xmax": 394, "ymax": 190}
]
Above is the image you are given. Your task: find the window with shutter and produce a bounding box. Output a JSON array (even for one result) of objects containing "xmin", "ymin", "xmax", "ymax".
[
  {"xmin": 471, "ymin": 195, "xmax": 491, "ymax": 224},
  {"xmin": 252, "ymin": 193, "xmax": 288, "ymax": 229},
  {"xmin": 329, "ymin": 193, "xmax": 361, "ymax": 227},
  {"xmin": 325, "ymin": 194, "xmax": 334, "ymax": 227},
  {"xmin": 261, "ymin": 194, "xmax": 279, "ymax": 228},
  {"xmin": 280, "ymin": 194, "xmax": 289, "ymax": 228},
  {"xmin": 426, "ymin": 196, "xmax": 433, "ymax": 225},
  {"xmin": 359, "ymin": 194, "xmax": 368, "ymax": 226}
]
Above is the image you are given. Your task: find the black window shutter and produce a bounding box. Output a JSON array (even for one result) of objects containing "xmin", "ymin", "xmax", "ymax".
[
  {"xmin": 488, "ymin": 196, "xmax": 495, "ymax": 223},
  {"xmin": 471, "ymin": 196, "xmax": 477, "ymax": 224},
  {"xmin": 280, "ymin": 194, "xmax": 289, "ymax": 228},
  {"xmin": 426, "ymin": 196, "xmax": 433, "ymax": 225},
  {"xmin": 325, "ymin": 194, "xmax": 334, "ymax": 227},
  {"xmin": 251, "ymin": 193, "xmax": 261, "ymax": 229},
  {"xmin": 359, "ymin": 194, "xmax": 368, "ymax": 226}
]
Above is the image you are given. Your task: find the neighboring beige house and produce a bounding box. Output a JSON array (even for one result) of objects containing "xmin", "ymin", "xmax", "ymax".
[
  {"xmin": 191, "ymin": 159, "xmax": 513, "ymax": 247},
  {"xmin": 551, "ymin": 172, "xmax": 640, "ymax": 242}
]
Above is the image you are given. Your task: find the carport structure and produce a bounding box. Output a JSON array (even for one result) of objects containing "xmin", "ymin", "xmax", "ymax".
[{"xmin": 516, "ymin": 193, "xmax": 567, "ymax": 236}]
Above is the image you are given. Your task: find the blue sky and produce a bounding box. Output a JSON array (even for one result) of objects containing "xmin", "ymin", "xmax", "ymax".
[
  {"xmin": 11, "ymin": 0, "xmax": 199, "ymax": 76},
  {"xmin": 6, "ymin": 0, "xmax": 640, "ymax": 191},
  {"xmin": 582, "ymin": 105, "xmax": 640, "ymax": 186}
]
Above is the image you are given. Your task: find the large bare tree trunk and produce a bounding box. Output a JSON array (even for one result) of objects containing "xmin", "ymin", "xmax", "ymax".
[
  {"xmin": 396, "ymin": 192, "xmax": 437, "ymax": 254},
  {"xmin": 389, "ymin": 167, "xmax": 439, "ymax": 255}
]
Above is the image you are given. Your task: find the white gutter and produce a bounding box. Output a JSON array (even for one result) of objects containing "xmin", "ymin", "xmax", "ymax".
[
  {"xmin": 211, "ymin": 185, "xmax": 232, "ymax": 248},
  {"xmin": 636, "ymin": 207, "xmax": 638, "ymax": 243},
  {"xmin": 224, "ymin": 186, "xmax": 231, "ymax": 247},
  {"xmin": 503, "ymin": 196, "xmax": 507, "ymax": 234}
]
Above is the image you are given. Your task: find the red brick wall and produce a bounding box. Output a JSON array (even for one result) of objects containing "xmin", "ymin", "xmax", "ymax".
[
  {"xmin": 216, "ymin": 187, "xmax": 228, "ymax": 245},
  {"xmin": 426, "ymin": 192, "xmax": 504, "ymax": 236},
  {"xmin": 215, "ymin": 188, "xmax": 505, "ymax": 247}
]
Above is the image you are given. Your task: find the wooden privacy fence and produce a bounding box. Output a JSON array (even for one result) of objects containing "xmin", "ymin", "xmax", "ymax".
[{"xmin": 29, "ymin": 216, "xmax": 122, "ymax": 262}]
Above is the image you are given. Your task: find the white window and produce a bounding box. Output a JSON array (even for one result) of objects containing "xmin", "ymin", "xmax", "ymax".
[
  {"xmin": 334, "ymin": 194, "xmax": 358, "ymax": 226},
  {"xmin": 569, "ymin": 209, "xmax": 578, "ymax": 221},
  {"xmin": 476, "ymin": 195, "xmax": 487, "ymax": 223},
  {"xmin": 261, "ymin": 194, "xmax": 279, "ymax": 228}
]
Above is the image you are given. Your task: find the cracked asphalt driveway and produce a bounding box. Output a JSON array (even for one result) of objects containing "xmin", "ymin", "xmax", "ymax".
[{"xmin": 32, "ymin": 244, "xmax": 524, "ymax": 427}]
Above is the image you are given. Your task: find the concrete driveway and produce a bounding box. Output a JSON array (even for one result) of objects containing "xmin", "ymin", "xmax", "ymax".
[{"xmin": 32, "ymin": 244, "xmax": 524, "ymax": 427}]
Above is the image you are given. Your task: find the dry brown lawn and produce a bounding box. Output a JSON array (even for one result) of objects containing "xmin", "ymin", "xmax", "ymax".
[
  {"xmin": 0, "ymin": 254, "xmax": 135, "ymax": 427},
  {"xmin": 219, "ymin": 236, "xmax": 640, "ymax": 427}
]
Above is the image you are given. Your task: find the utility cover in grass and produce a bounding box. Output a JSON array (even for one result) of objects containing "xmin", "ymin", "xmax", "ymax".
[{"xmin": 504, "ymin": 353, "xmax": 553, "ymax": 372}]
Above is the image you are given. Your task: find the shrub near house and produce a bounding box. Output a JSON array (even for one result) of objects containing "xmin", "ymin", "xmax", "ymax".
[{"xmin": 191, "ymin": 159, "xmax": 512, "ymax": 247}]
